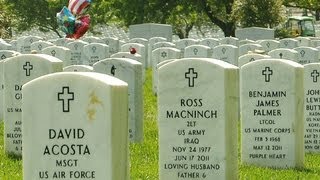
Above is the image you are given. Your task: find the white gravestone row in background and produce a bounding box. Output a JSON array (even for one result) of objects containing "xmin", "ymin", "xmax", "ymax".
[
  {"xmin": 199, "ymin": 38, "xmax": 219, "ymax": 49},
  {"xmin": 238, "ymin": 43, "xmax": 263, "ymax": 56},
  {"xmin": 148, "ymin": 41, "xmax": 175, "ymax": 68},
  {"xmin": 238, "ymin": 53, "xmax": 271, "ymax": 67},
  {"xmin": 17, "ymin": 36, "xmax": 43, "ymax": 54},
  {"xmin": 240, "ymin": 59, "xmax": 304, "ymax": 168},
  {"xmin": 51, "ymin": 38, "xmax": 74, "ymax": 47},
  {"xmin": 239, "ymin": 39, "xmax": 255, "ymax": 46},
  {"xmin": 311, "ymin": 39, "xmax": 320, "ymax": 48},
  {"xmin": 175, "ymin": 39, "xmax": 198, "ymax": 57},
  {"xmin": 66, "ymin": 40, "xmax": 89, "ymax": 65},
  {"xmin": 219, "ymin": 37, "xmax": 239, "ymax": 47},
  {"xmin": 152, "ymin": 47, "xmax": 181, "ymax": 95},
  {"xmin": 293, "ymin": 46, "xmax": 319, "ymax": 64},
  {"xmin": 9, "ymin": 40, "xmax": 18, "ymax": 51},
  {"xmin": 82, "ymin": 36, "xmax": 104, "ymax": 44},
  {"xmin": 102, "ymin": 37, "xmax": 120, "ymax": 54},
  {"xmin": 158, "ymin": 58, "xmax": 238, "ymax": 179},
  {"xmin": 0, "ymin": 40, "xmax": 13, "ymax": 50},
  {"xmin": 93, "ymin": 58, "xmax": 143, "ymax": 142},
  {"xmin": 129, "ymin": 38, "xmax": 149, "ymax": 66},
  {"xmin": 235, "ymin": 27, "xmax": 275, "ymax": 41},
  {"xmin": 129, "ymin": 23, "xmax": 173, "ymax": 42},
  {"xmin": 147, "ymin": 37, "xmax": 167, "ymax": 68},
  {"xmin": 83, "ymin": 43, "xmax": 110, "ymax": 66},
  {"xmin": 279, "ymin": 38, "xmax": 298, "ymax": 49},
  {"xmin": 22, "ymin": 72, "xmax": 129, "ymax": 180},
  {"xmin": 258, "ymin": 40, "xmax": 280, "ymax": 53},
  {"xmin": 0, "ymin": 50, "xmax": 21, "ymax": 121},
  {"xmin": 30, "ymin": 40, "xmax": 54, "ymax": 52},
  {"xmin": 303, "ymin": 63, "xmax": 320, "ymax": 153},
  {"xmin": 121, "ymin": 43, "xmax": 146, "ymax": 69},
  {"xmin": 63, "ymin": 65, "xmax": 93, "ymax": 72},
  {"xmin": 111, "ymin": 52, "xmax": 145, "ymax": 82},
  {"xmin": 296, "ymin": 37, "xmax": 311, "ymax": 47},
  {"xmin": 268, "ymin": 48, "xmax": 298, "ymax": 62},
  {"xmin": 212, "ymin": 44, "xmax": 239, "ymax": 66},
  {"xmin": 4, "ymin": 54, "xmax": 63, "ymax": 155},
  {"xmin": 42, "ymin": 46, "xmax": 72, "ymax": 67},
  {"xmin": 184, "ymin": 45, "xmax": 212, "ymax": 58}
]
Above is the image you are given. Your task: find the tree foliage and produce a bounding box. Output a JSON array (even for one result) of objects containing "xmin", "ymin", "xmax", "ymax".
[
  {"xmin": 234, "ymin": 0, "xmax": 284, "ymax": 28},
  {"xmin": 1, "ymin": 0, "xmax": 317, "ymax": 39},
  {"xmin": 0, "ymin": 0, "xmax": 16, "ymax": 39},
  {"xmin": 5, "ymin": 0, "xmax": 65, "ymax": 37}
]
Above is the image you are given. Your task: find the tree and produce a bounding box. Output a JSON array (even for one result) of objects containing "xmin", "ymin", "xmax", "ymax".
[
  {"xmin": 5, "ymin": 0, "xmax": 66, "ymax": 37},
  {"xmin": 0, "ymin": 0, "xmax": 16, "ymax": 38},
  {"xmin": 234, "ymin": 0, "xmax": 284, "ymax": 28}
]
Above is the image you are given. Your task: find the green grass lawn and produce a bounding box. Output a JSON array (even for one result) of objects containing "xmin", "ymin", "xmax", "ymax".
[{"xmin": 1, "ymin": 69, "xmax": 320, "ymax": 179}]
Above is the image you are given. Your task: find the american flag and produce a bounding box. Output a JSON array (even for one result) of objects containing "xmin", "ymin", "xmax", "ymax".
[{"xmin": 68, "ymin": 0, "xmax": 91, "ymax": 15}]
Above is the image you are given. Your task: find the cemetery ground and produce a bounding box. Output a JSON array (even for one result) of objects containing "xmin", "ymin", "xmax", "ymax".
[{"xmin": 1, "ymin": 69, "xmax": 320, "ymax": 179}]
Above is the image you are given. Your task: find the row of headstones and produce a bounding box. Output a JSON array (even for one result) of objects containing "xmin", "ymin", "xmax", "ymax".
[
  {"xmin": 0, "ymin": 36, "xmax": 169, "ymax": 69},
  {"xmin": 157, "ymin": 57, "xmax": 320, "ymax": 179},
  {"xmin": 3, "ymin": 38, "xmax": 320, "ymax": 66},
  {"xmin": 2, "ymin": 54, "xmax": 143, "ymax": 161},
  {"xmin": 151, "ymin": 45, "xmax": 320, "ymax": 95},
  {"xmin": 5, "ymin": 35, "xmax": 320, "ymax": 70},
  {"xmin": 16, "ymin": 57, "xmax": 320, "ymax": 179}
]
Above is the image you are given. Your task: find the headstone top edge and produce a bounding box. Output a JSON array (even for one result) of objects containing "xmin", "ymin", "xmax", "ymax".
[
  {"xmin": 160, "ymin": 58, "xmax": 239, "ymax": 70},
  {"xmin": 22, "ymin": 72, "xmax": 128, "ymax": 90},
  {"xmin": 3, "ymin": 54, "xmax": 63, "ymax": 63},
  {"xmin": 98, "ymin": 57, "xmax": 143, "ymax": 66},
  {"xmin": 241, "ymin": 58, "xmax": 304, "ymax": 69}
]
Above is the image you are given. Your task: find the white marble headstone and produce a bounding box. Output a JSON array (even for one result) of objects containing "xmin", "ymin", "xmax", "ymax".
[
  {"xmin": 17, "ymin": 36, "xmax": 43, "ymax": 54},
  {"xmin": 147, "ymin": 37, "xmax": 167, "ymax": 67},
  {"xmin": 121, "ymin": 43, "xmax": 146, "ymax": 69},
  {"xmin": 158, "ymin": 58, "xmax": 238, "ymax": 179},
  {"xmin": 0, "ymin": 50, "xmax": 21, "ymax": 121},
  {"xmin": 31, "ymin": 41, "xmax": 54, "ymax": 52},
  {"xmin": 240, "ymin": 59, "xmax": 304, "ymax": 168},
  {"xmin": 102, "ymin": 37, "xmax": 120, "ymax": 54},
  {"xmin": 212, "ymin": 44, "xmax": 239, "ymax": 66},
  {"xmin": 22, "ymin": 72, "xmax": 129, "ymax": 180},
  {"xmin": 175, "ymin": 39, "xmax": 198, "ymax": 55},
  {"xmin": 66, "ymin": 40, "xmax": 89, "ymax": 65},
  {"xmin": 296, "ymin": 37, "xmax": 311, "ymax": 47},
  {"xmin": 42, "ymin": 46, "xmax": 72, "ymax": 67},
  {"xmin": 279, "ymin": 38, "xmax": 298, "ymax": 49},
  {"xmin": 199, "ymin": 38, "xmax": 220, "ymax": 49},
  {"xmin": 235, "ymin": 27, "xmax": 274, "ymax": 41},
  {"xmin": 219, "ymin": 37, "xmax": 239, "ymax": 47},
  {"xmin": 93, "ymin": 58, "xmax": 143, "ymax": 142},
  {"xmin": 303, "ymin": 63, "xmax": 320, "ymax": 153},
  {"xmin": 0, "ymin": 40, "xmax": 13, "ymax": 50},
  {"xmin": 52, "ymin": 38, "xmax": 74, "ymax": 47},
  {"xmin": 184, "ymin": 45, "xmax": 212, "ymax": 58},
  {"xmin": 152, "ymin": 47, "xmax": 181, "ymax": 94},
  {"xmin": 293, "ymin": 46, "xmax": 319, "ymax": 64},
  {"xmin": 238, "ymin": 53, "xmax": 271, "ymax": 67},
  {"xmin": 239, "ymin": 43, "xmax": 263, "ymax": 56},
  {"xmin": 129, "ymin": 23, "xmax": 173, "ymax": 41},
  {"xmin": 268, "ymin": 48, "xmax": 299, "ymax": 62},
  {"xmin": 82, "ymin": 36, "xmax": 104, "ymax": 44},
  {"xmin": 258, "ymin": 40, "xmax": 280, "ymax": 53},
  {"xmin": 83, "ymin": 43, "xmax": 110, "ymax": 66},
  {"xmin": 4, "ymin": 54, "xmax": 63, "ymax": 155},
  {"xmin": 110, "ymin": 52, "xmax": 145, "ymax": 82},
  {"xmin": 63, "ymin": 65, "xmax": 93, "ymax": 72}
]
